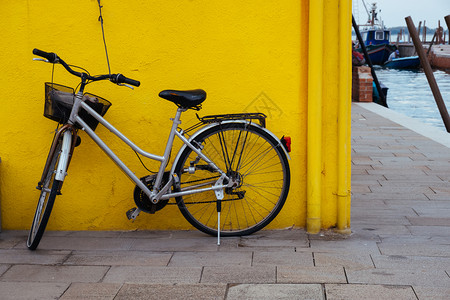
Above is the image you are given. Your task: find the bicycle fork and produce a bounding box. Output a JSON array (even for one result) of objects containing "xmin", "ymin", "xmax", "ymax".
[
  {"xmin": 55, "ymin": 131, "xmax": 72, "ymax": 181},
  {"xmin": 38, "ymin": 126, "xmax": 76, "ymax": 193}
]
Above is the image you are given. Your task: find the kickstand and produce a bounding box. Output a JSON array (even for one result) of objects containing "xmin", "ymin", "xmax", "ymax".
[
  {"xmin": 217, "ymin": 199, "xmax": 221, "ymax": 246},
  {"xmin": 213, "ymin": 175, "xmax": 225, "ymax": 246}
]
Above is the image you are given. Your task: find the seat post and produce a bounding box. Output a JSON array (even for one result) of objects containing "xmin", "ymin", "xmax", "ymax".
[{"xmin": 153, "ymin": 108, "xmax": 186, "ymax": 191}]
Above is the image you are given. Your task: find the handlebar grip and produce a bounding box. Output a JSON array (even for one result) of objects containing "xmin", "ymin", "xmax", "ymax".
[
  {"xmin": 113, "ymin": 74, "xmax": 140, "ymax": 87},
  {"xmin": 33, "ymin": 48, "xmax": 58, "ymax": 63}
]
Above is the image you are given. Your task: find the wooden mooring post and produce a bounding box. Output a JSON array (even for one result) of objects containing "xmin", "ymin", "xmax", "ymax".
[
  {"xmin": 405, "ymin": 16, "xmax": 450, "ymax": 133},
  {"xmin": 445, "ymin": 15, "xmax": 450, "ymax": 36},
  {"xmin": 352, "ymin": 15, "xmax": 387, "ymax": 107}
]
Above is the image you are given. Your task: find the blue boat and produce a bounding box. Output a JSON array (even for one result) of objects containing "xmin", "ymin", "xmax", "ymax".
[
  {"xmin": 355, "ymin": 3, "xmax": 396, "ymax": 65},
  {"xmin": 384, "ymin": 56, "xmax": 421, "ymax": 69},
  {"xmin": 361, "ymin": 42, "xmax": 396, "ymax": 65}
]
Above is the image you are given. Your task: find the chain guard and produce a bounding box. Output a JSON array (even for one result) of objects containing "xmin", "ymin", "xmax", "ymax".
[{"xmin": 133, "ymin": 172, "xmax": 171, "ymax": 214}]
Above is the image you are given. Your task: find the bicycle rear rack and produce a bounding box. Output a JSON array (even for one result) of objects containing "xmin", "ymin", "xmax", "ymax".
[{"xmin": 185, "ymin": 113, "xmax": 267, "ymax": 134}]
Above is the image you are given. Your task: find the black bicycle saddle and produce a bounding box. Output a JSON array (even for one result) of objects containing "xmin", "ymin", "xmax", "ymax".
[{"xmin": 159, "ymin": 89, "xmax": 206, "ymax": 108}]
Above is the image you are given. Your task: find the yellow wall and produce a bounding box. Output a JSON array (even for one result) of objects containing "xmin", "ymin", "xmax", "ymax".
[{"xmin": 0, "ymin": 0, "xmax": 351, "ymax": 232}]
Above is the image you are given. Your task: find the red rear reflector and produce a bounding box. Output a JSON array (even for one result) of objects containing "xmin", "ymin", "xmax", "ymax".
[{"xmin": 281, "ymin": 136, "xmax": 291, "ymax": 152}]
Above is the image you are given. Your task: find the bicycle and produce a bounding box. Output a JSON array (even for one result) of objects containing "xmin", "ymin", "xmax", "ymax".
[{"xmin": 27, "ymin": 48, "xmax": 291, "ymax": 250}]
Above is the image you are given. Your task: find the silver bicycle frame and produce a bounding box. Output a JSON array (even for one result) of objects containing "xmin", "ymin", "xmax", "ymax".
[{"xmin": 68, "ymin": 91, "xmax": 229, "ymax": 203}]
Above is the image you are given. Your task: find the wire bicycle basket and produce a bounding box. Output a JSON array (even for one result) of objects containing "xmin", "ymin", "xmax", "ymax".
[{"xmin": 44, "ymin": 82, "xmax": 111, "ymax": 130}]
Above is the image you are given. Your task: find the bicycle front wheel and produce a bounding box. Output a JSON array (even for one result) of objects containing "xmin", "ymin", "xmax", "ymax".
[
  {"xmin": 174, "ymin": 122, "xmax": 290, "ymax": 236},
  {"xmin": 27, "ymin": 131, "xmax": 70, "ymax": 250}
]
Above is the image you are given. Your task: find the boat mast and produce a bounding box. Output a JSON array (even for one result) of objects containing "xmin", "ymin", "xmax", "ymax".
[
  {"xmin": 360, "ymin": 1, "xmax": 383, "ymax": 29},
  {"xmin": 370, "ymin": 3, "xmax": 377, "ymax": 27}
]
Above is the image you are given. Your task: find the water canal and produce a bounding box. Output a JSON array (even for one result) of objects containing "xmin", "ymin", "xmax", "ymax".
[{"xmin": 373, "ymin": 67, "xmax": 450, "ymax": 132}]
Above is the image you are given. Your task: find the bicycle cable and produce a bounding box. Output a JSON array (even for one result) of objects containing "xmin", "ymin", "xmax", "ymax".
[
  {"xmin": 134, "ymin": 151, "xmax": 156, "ymax": 174},
  {"xmin": 97, "ymin": 0, "xmax": 111, "ymax": 76},
  {"xmin": 97, "ymin": 1, "xmax": 154, "ymax": 174}
]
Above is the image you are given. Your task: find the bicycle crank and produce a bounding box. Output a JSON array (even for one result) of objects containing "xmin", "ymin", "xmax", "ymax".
[{"xmin": 132, "ymin": 172, "xmax": 171, "ymax": 214}]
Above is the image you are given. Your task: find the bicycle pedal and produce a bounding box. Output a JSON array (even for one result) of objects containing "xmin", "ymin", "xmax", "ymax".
[{"xmin": 126, "ymin": 207, "xmax": 141, "ymax": 221}]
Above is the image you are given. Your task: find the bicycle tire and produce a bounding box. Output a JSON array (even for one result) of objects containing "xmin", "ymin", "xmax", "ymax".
[
  {"xmin": 27, "ymin": 133, "xmax": 68, "ymax": 250},
  {"xmin": 174, "ymin": 122, "xmax": 290, "ymax": 236}
]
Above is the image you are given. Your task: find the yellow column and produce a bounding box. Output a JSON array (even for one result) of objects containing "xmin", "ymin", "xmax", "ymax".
[
  {"xmin": 306, "ymin": 0, "xmax": 324, "ymax": 234},
  {"xmin": 336, "ymin": 0, "xmax": 352, "ymax": 233}
]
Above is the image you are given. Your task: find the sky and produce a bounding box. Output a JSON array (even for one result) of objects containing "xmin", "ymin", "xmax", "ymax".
[{"xmin": 353, "ymin": 0, "xmax": 450, "ymax": 28}]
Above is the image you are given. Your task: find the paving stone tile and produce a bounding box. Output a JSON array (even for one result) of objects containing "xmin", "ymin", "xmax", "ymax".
[
  {"xmin": 407, "ymin": 217, "xmax": 450, "ymax": 226},
  {"xmin": 437, "ymin": 174, "xmax": 450, "ymax": 182},
  {"xmin": 382, "ymin": 174, "xmax": 442, "ymax": 182},
  {"xmin": 346, "ymin": 268, "xmax": 450, "ymax": 287},
  {"xmin": 367, "ymin": 168, "xmax": 427, "ymax": 176},
  {"xmin": 408, "ymin": 226, "xmax": 450, "ymax": 237},
  {"xmin": 201, "ymin": 266, "xmax": 275, "ymax": 283},
  {"xmin": 350, "ymin": 224, "xmax": 411, "ymax": 236},
  {"xmin": 353, "ymin": 192, "xmax": 429, "ymax": 201},
  {"xmin": 250, "ymin": 229, "xmax": 309, "ymax": 239},
  {"xmin": 103, "ymin": 266, "xmax": 202, "ymax": 284},
  {"xmin": 412, "ymin": 207, "xmax": 450, "ymax": 218},
  {"xmin": 385, "ymin": 200, "xmax": 444, "ymax": 207},
  {"xmin": 119, "ymin": 230, "xmax": 208, "ymax": 239},
  {"xmin": 309, "ymin": 239, "xmax": 381, "ymax": 254},
  {"xmin": 0, "ymin": 230, "xmax": 28, "ymax": 238},
  {"xmin": 64, "ymin": 250, "xmax": 173, "ymax": 266},
  {"xmin": 35, "ymin": 230, "xmax": 73, "ymax": 237},
  {"xmin": 238, "ymin": 230, "xmax": 309, "ymax": 248},
  {"xmin": 227, "ymin": 284, "xmax": 325, "ymax": 300},
  {"xmin": 0, "ymin": 234, "xmax": 22, "ymax": 249},
  {"xmin": 369, "ymin": 185, "xmax": 434, "ymax": 194},
  {"xmin": 325, "ymin": 284, "xmax": 417, "ymax": 300},
  {"xmin": 371, "ymin": 254, "xmax": 450, "ymax": 270},
  {"xmin": 397, "ymin": 153, "xmax": 429, "ymax": 160},
  {"xmin": 351, "ymin": 199, "xmax": 386, "ymax": 207},
  {"xmin": 427, "ymin": 164, "xmax": 450, "ymax": 171},
  {"xmin": 351, "ymin": 185, "xmax": 372, "ymax": 193},
  {"xmin": 168, "ymin": 251, "xmax": 251, "ymax": 267},
  {"xmin": 379, "ymin": 235, "xmax": 450, "ymax": 245},
  {"xmin": 0, "ymin": 249, "xmax": 70, "ymax": 265},
  {"xmin": 352, "ymin": 176, "xmax": 386, "ymax": 185},
  {"xmin": 277, "ymin": 266, "xmax": 346, "ymax": 284},
  {"xmin": 115, "ymin": 283, "xmax": 227, "ymax": 300},
  {"xmin": 314, "ymin": 253, "xmax": 374, "ymax": 269},
  {"xmin": 237, "ymin": 236, "xmax": 308, "ymax": 249},
  {"xmin": 351, "ymin": 168, "xmax": 369, "ymax": 175},
  {"xmin": 376, "ymin": 181, "xmax": 448, "ymax": 188},
  {"xmin": 252, "ymin": 251, "xmax": 313, "ymax": 267},
  {"xmin": 60, "ymin": 283, "xmax": 122, "ymax": 300},
  {"xmin": 65, "ymin": 231, "xmax": 123, "ymax": 238},
  {"xmin": 378, "ymin": 242, "xmax": 450, "ymax": 257},
  {"xmin": 368, "ymin": 152, "xmax": 400, "ymax": 158},
  {"xmin": 377, "ymin": 156, "xmax": 413, "ymax": 164},
  {"xmin": 22, "ymin": 236, "xmax": 135, "ymax": 251},
  {"xmin": 352, "ymin": 157, "xmax": 381, "ymax": 165},
  {"xmin": 413, "ymin": 286, "xmax": 450, "ymax": 300},
  {"xmin": 425, "ymin": 193, "xmax": 450, "ymax": 201},
  {"xmin": 351, "ymin": 164, "xmax": 375, "ymax": 170},
  {"xmin": 0, "ymin": 265, "xmax": 10, "ymax": 277},
  {"xmin": 0, "ymin": 265, "xmax": 109, "ymax": 283},
  {"xmin": 0, "ymin": 282, "xmax": 69, "ymax": 300},
  {"xmin": 130, "ymin": 238, "xmax": 220, "ymax": 252},
  {"xmin": 351, "ymin": 215, "xmax": 411, "ymax": 226}
]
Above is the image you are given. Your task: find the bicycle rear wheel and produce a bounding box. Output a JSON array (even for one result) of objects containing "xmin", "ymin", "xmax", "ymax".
[
  {"xmin": 27, "ymin": 131, "xmax": 70, "ymax": 250},
  {"xmin": 174, "ymin": 122, "xmax": 290, "ymax": 236}
]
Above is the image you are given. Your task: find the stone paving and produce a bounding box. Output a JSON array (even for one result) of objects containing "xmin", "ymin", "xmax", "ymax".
[{"xmin": 0, "ymin": 103, "xmax": 449, "ymax": 299}]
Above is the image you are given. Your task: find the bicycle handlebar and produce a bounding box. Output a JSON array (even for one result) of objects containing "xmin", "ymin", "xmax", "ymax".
[
  {"xmin": 32, "ymin": 48, "xmax": 141, "ymax": 87},
  {"xmin": 111, "ymin": 73, "xmax": 141, "ymax": 88},
  {"xmin": 33, "ymin": 49, "xmax": 58, "ymax": 63}
]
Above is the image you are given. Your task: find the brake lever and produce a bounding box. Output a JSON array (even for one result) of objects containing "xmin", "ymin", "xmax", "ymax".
[
  {"xmin": 33, "ymin": 58, "xmax": 49, "ymax": 63},
  {"xmin": 117, "ymin": 83, "xmax": 134, "ymax": 90}
]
